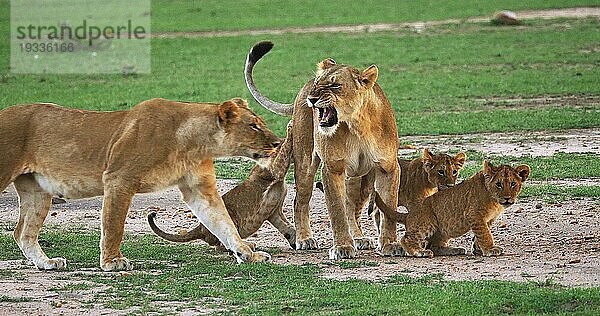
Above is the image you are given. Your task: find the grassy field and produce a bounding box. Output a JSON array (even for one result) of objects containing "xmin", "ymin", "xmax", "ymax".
[
  {"xmin": 1, "ymin": 0, "xmax": 599, "ymax": 314},
  {"xmin": 1, "ymin": 231, "xmax": 599, "ymax": 315}
]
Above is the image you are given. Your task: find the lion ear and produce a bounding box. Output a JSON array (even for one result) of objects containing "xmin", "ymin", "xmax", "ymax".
[
  {"xmin": 317, "ymin": 58, "xmax": 336, "ymax": 71},
  {"xmin": 422, "ymin": 148, "xmax": 433, "ymax": 168},
  {"xmin": 515, "ymin": 164, "xmax": 531, "ymax": 182},
  {"xmin": 454, "ymin": 152, "xmax": 467, "ymax": 169},
  {"xmin": 483, "ymin": 160, "xmax": 494, "ymax": 176},
  {"xmin": 360, "ymin": 65, "xmax": 378, "ymax": 89},
  {"xmin": 218, "ymin": 101, "xmax": 240, "ymax": 125},
  {"xmin": 229, "ymin": 98, "xmax": 249, "ymax": 109}
]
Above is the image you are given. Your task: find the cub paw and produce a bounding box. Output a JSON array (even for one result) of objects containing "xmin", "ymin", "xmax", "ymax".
[
  {"xmin": 353, "ymin": 237, "xmax": 376, "ymax": 250},
  {"xmin": 483, "ymin": 246, "xmax": 504, "ymax": 257},
  {"xmin": 38, "ymin": 257, "xmax": 67, "ymax": 270},
  {"xmin": 248, "ymin": 251, "xmax": 271, "ymax": 263},
  {"xmin": 414, "ymin": 249, "xmax": 434, "ymax": 258},
  {"xmin": 378, "ymin": 242, "xmax": 405, "ymax": 257},
  {"xmin": 101, "ymin": 257, "xmax": 133, "ymax": 272},
  {"xmin": 328, "ymin": 245, "xmax": 356, "ymax": 260},
  {"xmin": 296, "ymin": 237, "xmax": 319, "ymax": 250}
]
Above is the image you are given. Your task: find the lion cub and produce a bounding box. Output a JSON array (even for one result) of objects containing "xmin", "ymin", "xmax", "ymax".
[
  {"xmin": 398, "ymin": 161, "xmax": 530, "ymax": 257},
  {"xmin": 148, "ymin": 122, "xmax": 296, "ymax": 248},
  {"xmin": 368, "ymin": 149, "xmax": 466, "ymax": 233}
]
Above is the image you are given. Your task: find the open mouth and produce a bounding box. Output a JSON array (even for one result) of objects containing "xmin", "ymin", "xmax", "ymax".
[{"xmin": 317, "ymin": 107, "xmax": 338, "ymax": 127}]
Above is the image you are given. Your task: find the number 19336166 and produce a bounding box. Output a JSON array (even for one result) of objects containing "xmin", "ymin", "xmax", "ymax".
[{"xmin": 19, "ymin": 42, "xmax": 75, "ymax": 53}]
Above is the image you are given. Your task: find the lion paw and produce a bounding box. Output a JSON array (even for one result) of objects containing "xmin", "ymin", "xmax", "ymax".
[
  {"xmin": 248, "ymin": 251, "xmax": 271, "ymax": 263},
  {"xmin": 244, "ymin": 241, "xmax": 257, "ymax": 251},
  {"xmin": 328, "ymin": 245, "xmax": 356, "ymax": 260},
  {"xmin": 378, "ymin": 242, "xmax": 405, "ymax": 257},
  {"xmin": 414, "ymin": 249, "xmax": 434, "ymax": 258},
  {"xmin": 296, "ymin": 237, "xmax": 319, "ymax": 250},
  {"xmin": 101, "ymin": 257, "xmax": 133, "ymax": 272},
  {"xmin": 37, "ymin": 257, "xmax": 67, "ymax": 270},
  {"xmin": 353, "ymin": 237, "xmax": 376, "ymax": 250},
  {"xmin": 483, "ymin": 246, "xmax": 504, "ymax": 257}
]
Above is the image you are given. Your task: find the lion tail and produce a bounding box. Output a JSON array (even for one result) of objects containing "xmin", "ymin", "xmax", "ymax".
[
  {"xmin": 147, "ymin": 211, "xmax": 213, "ymax": 243},
  {"xmin": 245, "ymin": 41, "xmax": 294, "ymax": 116}
]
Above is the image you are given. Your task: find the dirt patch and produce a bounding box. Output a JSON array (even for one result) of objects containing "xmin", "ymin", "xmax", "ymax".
[
  {"xmin": 400, "ymin": 128, "xmax": 600, "ymax": 158},
  {"xmin": 153, "ymin": 7, "xmax": 600, "ymax": 39}
]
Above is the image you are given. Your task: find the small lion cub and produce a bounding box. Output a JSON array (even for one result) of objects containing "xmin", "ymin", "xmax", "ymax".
[{"xmin": 400, "ymin": 160, "xmax": 530, "ymax": 257}]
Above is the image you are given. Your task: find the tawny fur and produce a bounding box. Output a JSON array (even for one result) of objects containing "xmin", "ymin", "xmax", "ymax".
[
  {"xmin": 245, "ymin": 41, "xmax": 403, "ymax": 259},
  {"xmin": 147, "ymin": 122, "xmax": 296, "ymax": 248},
  {"xmin": 397, "ymin": 161, "xmax": 530, "ymax": 258},
  {"xmin": 366, "ymin": 149, "xmax": 466, "ymax": 233},
  {"xmin": 0, "ymin": 98, "xmax": 280, "ymax": 271}
]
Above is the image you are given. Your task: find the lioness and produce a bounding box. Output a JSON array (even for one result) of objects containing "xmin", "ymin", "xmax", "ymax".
[
  {"xmin": 0, "ymin": 98, "xmax": 280, "ymax": 271},
  {"xmin": 245, "ymin": 41, "xmax": 403, "ymax": 259},
  {"xmin": 148, "ymin": 121, "xmax": 296, "ymax": 248},
  {"xmin": 366, "ymin": 149, "xmax": 467, "ymax": 234},
  {"xmin": 396, "ymin": 161, "xmax": 530, "ymax": 257}
]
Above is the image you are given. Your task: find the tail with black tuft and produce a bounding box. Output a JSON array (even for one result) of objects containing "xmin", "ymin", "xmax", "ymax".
[{"xmin": 248, "ymin": 41, "xmax": 274, "ymax": 65}]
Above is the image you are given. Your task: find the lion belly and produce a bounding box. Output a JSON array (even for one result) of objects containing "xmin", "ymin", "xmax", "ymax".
[{"xmin": 33, "ymin": 173, "xmax": 104, "ymax": 199}]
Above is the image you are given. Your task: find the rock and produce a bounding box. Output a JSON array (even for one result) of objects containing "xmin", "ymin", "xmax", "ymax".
[
  {"xmin": 492, "ymin": 10, "xmax": 519, "ymax": 25},
  {"xmin": 535, "ymin": 203, "xmax": 543, "ymax": 210},
  {"xmin": 50, "ymin": 211, "xmax": 58, "ymax": 217},
  {"xmin": 514, "ymin": 207, "xmax": 523, "ymax": 213},
  {"xmin": 568, "ymin": 258, "xmax": 581, "ymax": 264}
]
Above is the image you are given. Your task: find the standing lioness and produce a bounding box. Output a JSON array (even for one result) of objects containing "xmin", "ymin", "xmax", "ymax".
[{"xmin": 0, "ymin": 98, "xmax": 280, "ymax": 271}]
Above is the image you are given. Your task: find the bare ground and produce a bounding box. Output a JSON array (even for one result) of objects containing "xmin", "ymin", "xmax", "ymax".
[{"xmin": 1, "ymin": 127, "xmax": 599, "ymax": 314}]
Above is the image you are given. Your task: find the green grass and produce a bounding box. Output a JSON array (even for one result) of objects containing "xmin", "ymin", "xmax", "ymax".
[
  {"xmin": 522, "ymin": 185, "xmax": 600, "ymax": 203},
  {"xmin": 0, "ymin": 231, "xmax": 599, "ymax": 314},
  {"xmin": 0, "ymin": 295, "xmax": 32, "ymax": 303},
  {"xmin": 148, "ymin": 0, "xmax": 600, "ymax": 32},
  {"xmin": 1, "ymin": 18, "xmax": 599, "ymax": 136}
]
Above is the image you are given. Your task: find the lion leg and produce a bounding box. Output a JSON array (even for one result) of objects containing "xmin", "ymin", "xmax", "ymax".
[
  {"xmin": 180, "ymin": 164, "xmax": 270, "ymax": 263},
  {"xmin": 260, "ymin": 181, "xmax": 296, "ymax": 248},
  {"xmin": 13, "ymin": 174, "xmax": 66, "ymax": 270},
  {"xmin": 470, "ymin": 217, "xmax": 503, "ymax": 256},
  {"xmin": 268, "ymin": 209, "xmax": 296, "ymax": 249},
  {"xmin": 100, "ymin": 180, "xmax": 135, "ymax": 272},
  {"xmin": 400, "ymin": 229, "xmax": 434, "ymax": 258},
  {"xmin": 293, "ymin": 152, "xmax": 320, "ymax": 250},
  {"xmin": 344, "ymin": 173, "xmax": 376, "ymax": 250},
  {"xmin": 322, "ymin": 164, "xmax": 356, "ymax": 260},
  {"xmin": 374, "ymin": 162, "xmax": 404, "ymax": 256},
  {"xmin": 429, "ymin": 233, "xmax": 466, "ymax": 256}
]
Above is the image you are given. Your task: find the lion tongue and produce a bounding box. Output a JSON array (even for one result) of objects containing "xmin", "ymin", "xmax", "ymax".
[{"xmin": 320, "ymin": 108, "xmax": 336, "ymax": 127}]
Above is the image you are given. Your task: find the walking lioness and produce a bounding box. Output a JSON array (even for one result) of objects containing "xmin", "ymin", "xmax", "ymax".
[{"xmin": 0, "ymin": 98, "xmax": 280, "ymax": 271}]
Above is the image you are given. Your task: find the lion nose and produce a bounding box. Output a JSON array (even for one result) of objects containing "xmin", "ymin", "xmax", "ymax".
[{"xmin": 307, "ymin": 97, "xmax": 319, "ymax": 106}]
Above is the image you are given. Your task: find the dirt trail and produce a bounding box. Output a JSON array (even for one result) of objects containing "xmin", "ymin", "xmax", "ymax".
[{"xmin": 153, "ymin": 7, "xmax": 600, "ymax": 39}]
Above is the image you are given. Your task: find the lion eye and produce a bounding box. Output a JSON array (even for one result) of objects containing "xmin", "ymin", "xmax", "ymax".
[
  {"xmin": 495, "ymin": 181, "xmax": 502, "ymax": 189},
  {"xmin": 250, "ymin": 123, "xmax": 262, "ymax": 132},
  {"xmin": 452, "ymin": 170, "xmax": 457, "ymax": 176},
  {"xmin": 511, "ymin": 181, "xmax": 517, "ymax": 188},
  {"xmin": 438, "ymin": 170, "xmax": 445, "ymax": 176}
]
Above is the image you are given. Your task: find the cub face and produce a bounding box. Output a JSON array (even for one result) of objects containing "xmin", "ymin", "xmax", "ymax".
[
  {"xmin": 422, "ymin": 148, "xmax": 467, "ymax": 189},
  {"xmin": 483, "ymin": 160, "xmax": 531, "ymax": 206},
  {"xmin": 305, "ymin": 58, "xmax": 379, "ymax": 135},
  {"xmin": 219, "ymin": 98, "xmax": 280, "ymax": 167}
]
